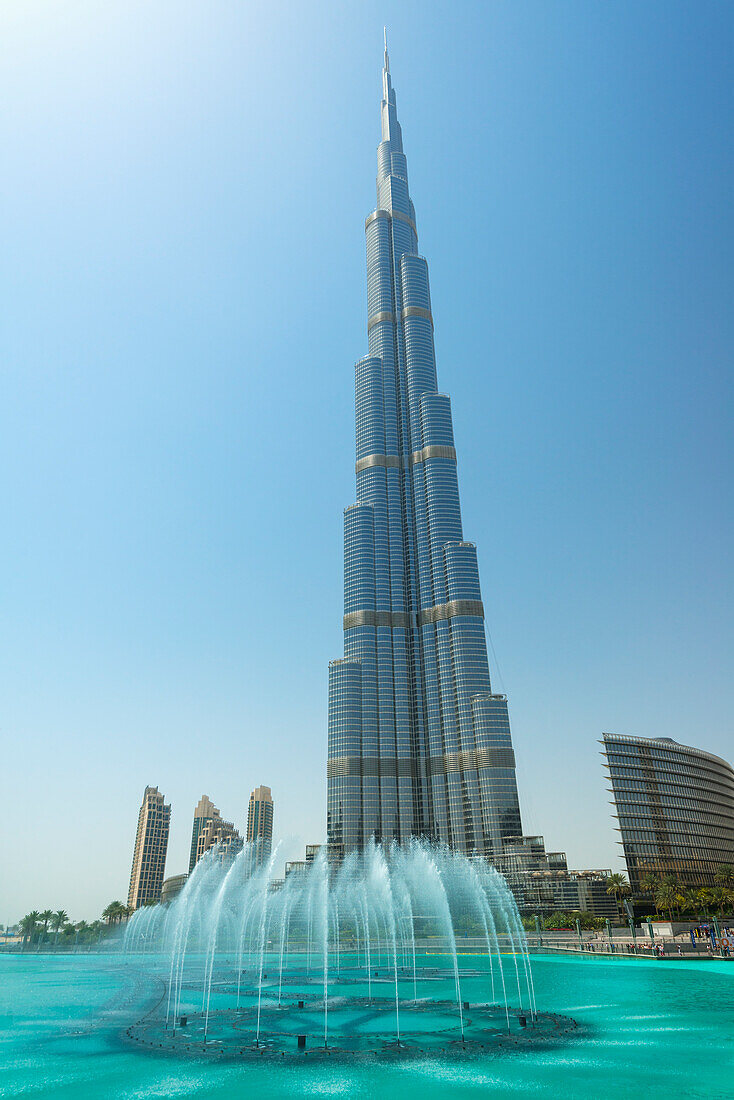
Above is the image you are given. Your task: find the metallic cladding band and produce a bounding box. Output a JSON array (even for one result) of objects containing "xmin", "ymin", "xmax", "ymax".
[
  {"xmin": 327, "ymin": 757, "xmax": 416, "ymax": 779},
  {"xmin": 367, "ymin": 310, "xmax": 396, "ymax": 332},
  {"xmin": 343, "ymin": 598, "xmax": 483, "ymax": 632},
  {"xmin": 365, "ymin": 208, "xmax": 418, "ymax": 236},
  {"xmin": 355, "ymin": 444, "xmax": 456, "ymax": 474},
  {"xmin": 366, "ymin": 305, "xmax": 433, "ymax": 332},
  {"xmin": 355, "ymin": 453, "xmax": 401, "ymax": 472},
  {"xmin": 327, "ymin": 747, "xmax": 515, "ymax": 779},
  {"xmin": 343, "ymin": 609, "xmax": 414, "ymax": 630},
  {"xmin": 418, "ymin": 599, "xmax": 484, "ymax": 625},
  {"xmin": 427, "ymin": 748, "xmax": 516, "ymax": 773},
  {"xmin": 401, "ymin": 305, "xmax": 433, "ymax": 328}
]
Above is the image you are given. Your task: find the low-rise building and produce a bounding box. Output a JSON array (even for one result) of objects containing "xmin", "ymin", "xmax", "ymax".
[
  {"xmin": 509, "ymin": 868, "xmax": 617, "ymax": 918},
  {"xmin": 496, "ymin": 835, "xmax": 616, "ymax": 918},
  {"xmin": 161, "ymin": 873, "xmax": 188, "ymax": 905},
  {"xmin": 285, "ymin": 842, "xmax": 322, "ymax": 880}
]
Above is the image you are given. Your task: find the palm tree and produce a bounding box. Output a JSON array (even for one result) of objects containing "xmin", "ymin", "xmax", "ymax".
[
  {"xmin": 638, "ymin": 872, "xmax": 659, "ymax": 897},
  {"xmin": 654, "ymin": 881, "xmax": 678, "ymax": 922},
  {"xmin": 714, "ymin": 865, "xmax": 734, "ymax": 890},
  {"xmin": 51, "ymin": 910, "xmax": 68, "ymax": 946},
  {"xmin": 102, "ymin": 900, "xmax": 128, "ymax": 926},
  {"xmin": 74, "ymin": 920, "xmax": 88, "ymax": 949},
  {"xmin": 696, "ymin": 888, "xmax": 715, "ymax": 919},
  {"xmin": 680, "ymin": 888, "xmax": 701, "ymax": 919},
  {"xmin": 605, "ymin": 873, "xmax": 631, "ymax": 916},
  {"xmin": 38, "ymin": 909, "xmax": 53, "ymax": 945},
  {"xmin": 710, "ymin": 887, "xmax": 734, "ymax": 918},
  {"xmin": 19, "ymin": 913, "xmax": 39, "ymax": 949}
]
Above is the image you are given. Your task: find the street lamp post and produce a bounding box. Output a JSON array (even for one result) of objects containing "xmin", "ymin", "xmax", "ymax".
[{"xmin": 623, "ymin": 898, "xmax": 637, "ymax": 951}]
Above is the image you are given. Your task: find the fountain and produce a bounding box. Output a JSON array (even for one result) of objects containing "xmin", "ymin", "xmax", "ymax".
[{"xmin": 122, "ymin": 839, "xmax": 574, "ymax": 1059}]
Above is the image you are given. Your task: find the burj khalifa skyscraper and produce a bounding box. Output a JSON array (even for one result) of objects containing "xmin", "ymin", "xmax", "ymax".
[{"xmin": 328, "ymin": 41, "xmax": 524, "ymax": 861}]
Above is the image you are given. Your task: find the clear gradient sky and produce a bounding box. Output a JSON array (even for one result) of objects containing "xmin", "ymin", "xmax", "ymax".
[{"xmin": 2, "ymin": 1, "xmax": 732, "ymax": 922}]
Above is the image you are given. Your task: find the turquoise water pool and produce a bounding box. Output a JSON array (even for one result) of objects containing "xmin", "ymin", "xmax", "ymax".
[{"xmin": 1, "ymin": 952, "xmax": 732, "ymax": 1098}]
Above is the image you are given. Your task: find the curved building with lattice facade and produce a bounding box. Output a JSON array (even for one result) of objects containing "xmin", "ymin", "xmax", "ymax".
[{"xmin": 601, "ymin": 733, "xmax": 734, "ymax": 889}]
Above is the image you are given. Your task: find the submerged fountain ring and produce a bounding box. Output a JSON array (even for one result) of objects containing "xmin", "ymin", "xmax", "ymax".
[{"xmin": 126, "ymin": 989, "xmax": 579, "ymax": 1061}]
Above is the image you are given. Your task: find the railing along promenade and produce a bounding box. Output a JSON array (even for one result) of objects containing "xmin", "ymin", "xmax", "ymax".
[{"xmin": 2, "ymin": 932, "xmax": 731, "ymax": 960}]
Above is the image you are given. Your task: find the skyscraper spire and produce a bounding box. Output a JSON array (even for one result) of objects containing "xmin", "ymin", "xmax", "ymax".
[
  {"xmin": 383, "ymin": 27, "xmax": 389, "ymax": 72},
  {"xmin": 327, "ymin": 49, "xmax": 524, "ymax": 861}
]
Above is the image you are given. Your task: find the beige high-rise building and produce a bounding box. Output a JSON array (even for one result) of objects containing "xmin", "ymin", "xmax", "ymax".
[
  {"xmin": 196, "ymin": 815, "xmax": 243, "ymax": 864},
  {"xmin": 189, "ymin": 794, "xmax": 220, "ymax": 873},
  {"xmin": 128, "ymin": 786, "xmax": 171, "ymax": 910},
  {"xmin": 246, "ymin": 785, "xmax": 274, "ymax": 867},
  {"xmin": 189, "ymin": 794, "xmax": 243, "ymax": 868}
]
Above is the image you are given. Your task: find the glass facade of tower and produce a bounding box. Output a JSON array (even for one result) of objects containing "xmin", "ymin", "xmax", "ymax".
[
  {"xmin": 327, "ymin": 48, "xmax": 523, "ymax": 860},
  {"xmin": 601, "ymin": 733, "xmax": 734, "ymax": 890}
]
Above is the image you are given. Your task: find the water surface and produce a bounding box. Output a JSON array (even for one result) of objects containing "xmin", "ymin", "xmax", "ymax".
[{"xmin": 1, "ymin": 953, "xmax": 732, "ymax": 1098}]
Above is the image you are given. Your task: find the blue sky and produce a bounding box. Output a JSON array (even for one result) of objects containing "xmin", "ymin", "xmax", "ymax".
[{"xmin": 2, "ymin": 0, "xmax": 732, "ymax": 921}]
